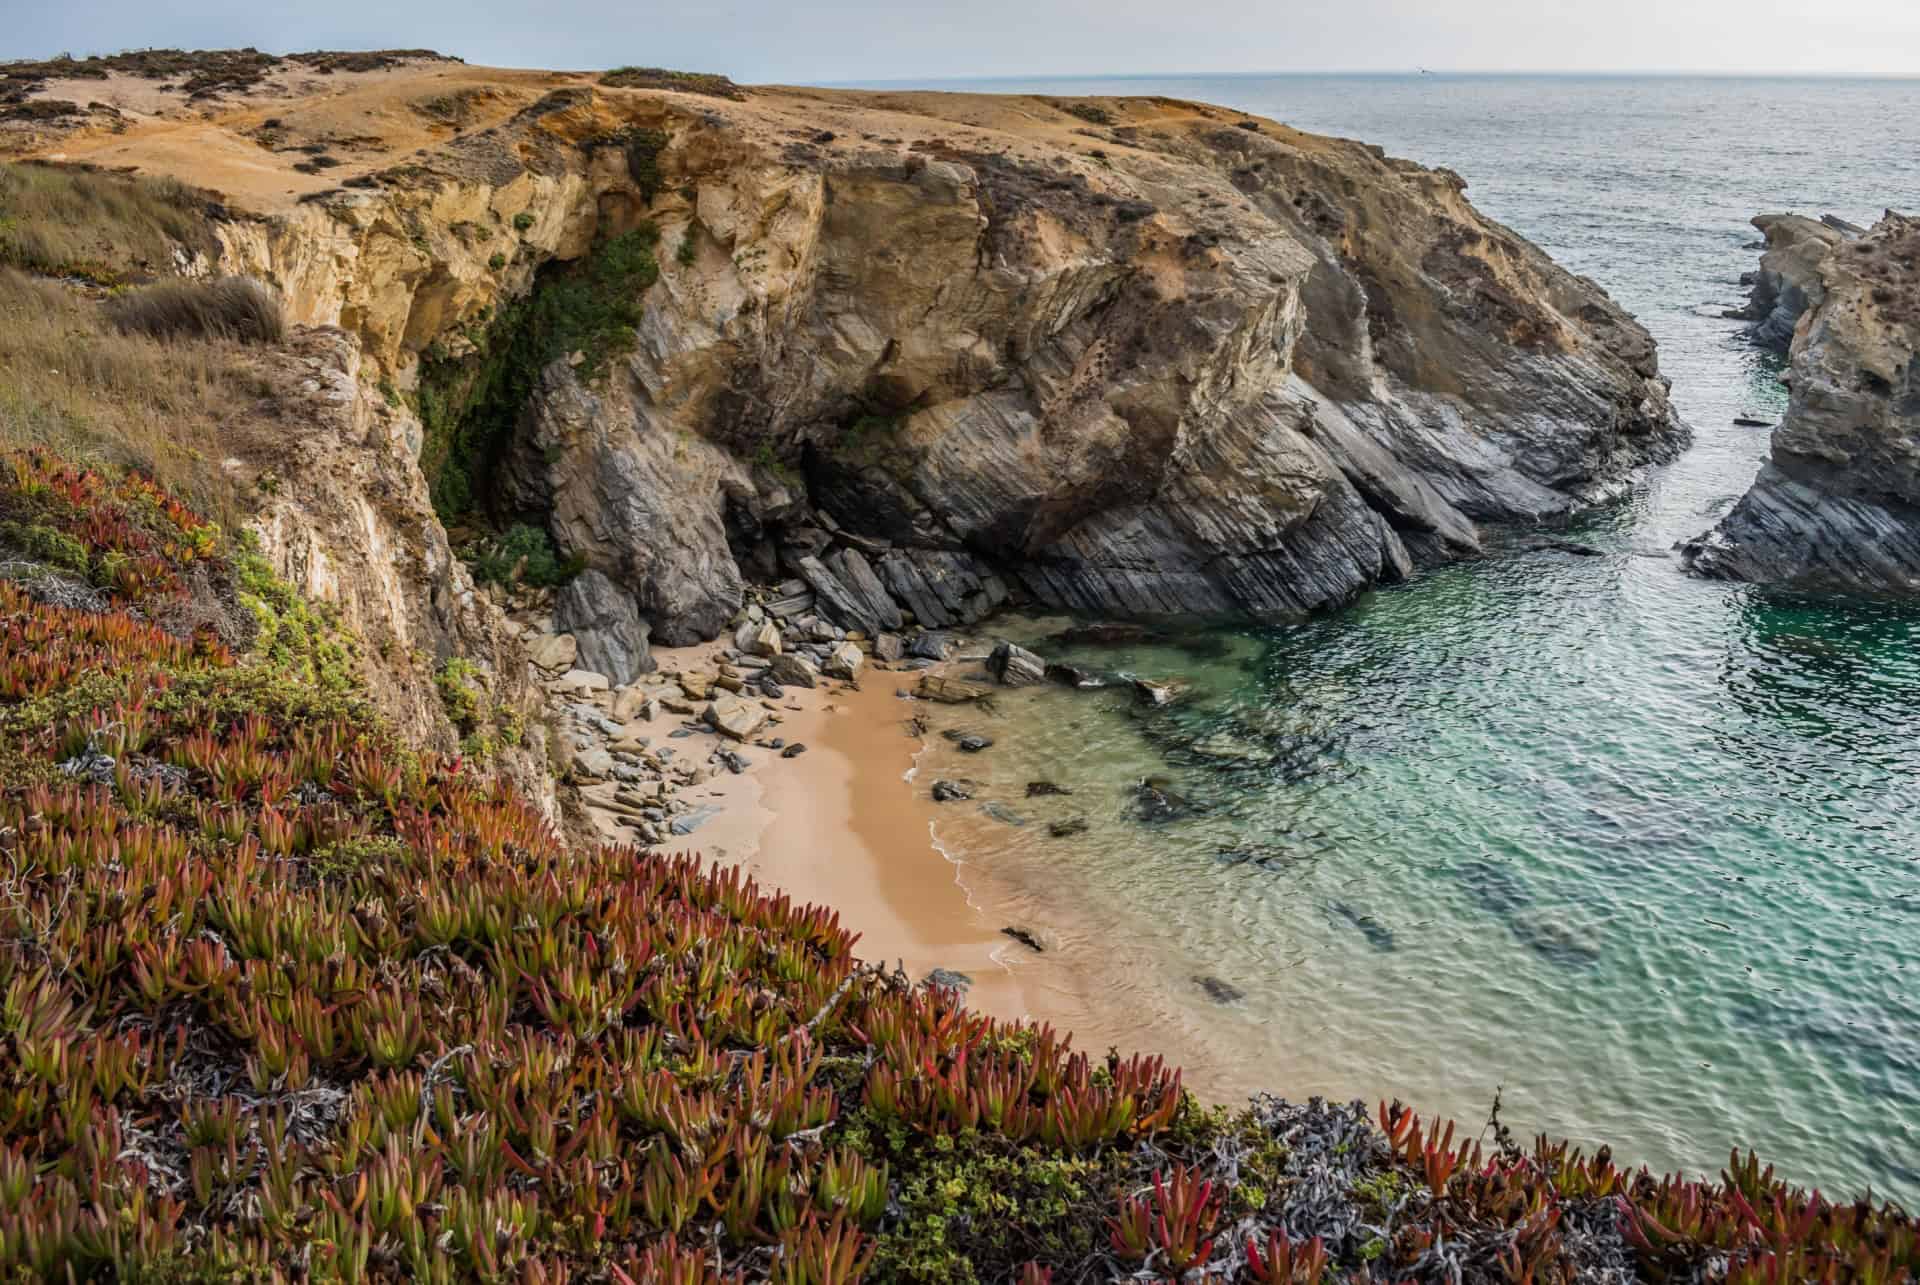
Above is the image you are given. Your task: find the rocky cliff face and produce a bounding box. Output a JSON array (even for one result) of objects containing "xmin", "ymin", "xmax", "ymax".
[
  {"xmin": 23, "ymin": 65, "xmax": 1684, "ymax": 644},
  {"xmin": 1684, "ymin": 212, "xmax": 1920, "ymax": 595},
  {"xmin": 1734, "ymin": 213, "xmax": 1857, "ymax": 352}
]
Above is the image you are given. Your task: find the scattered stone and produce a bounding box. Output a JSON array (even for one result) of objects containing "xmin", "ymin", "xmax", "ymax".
[
  {"xmin": 679, "ymin": 673, "xmax": 713, "ymax": 700},
  {"xmin": 1733, "ymin": 416, "xmax": 1772, "ymax": 427},
  {"xmin": 611, "ymin": 686, "xmax": 654, "ymax": 723},
  {"xmin": 987, "ymin": 640, "xmax": 1047, "ymax": 686},
  {"xmin": 552, "ymin": 669, "xmax": 611, "ymax": 694},
  {"xmin": 705, "ymin": 695, "xmax": 769, "ymax": 742},
  {"xmin": 1001, "ymin": 926, "xmax": 1045, "ymax": 952},
  {"xmin": 713, "ymin": 673, "xmax": 746, "ymax": 694},
  {"xmin": 1026, "ymin": 781, "xmax": 1072, "ymax": 797},
  {"xmin": 924, "ymin": 968, "xmax": 972, "ymax": 992},
  {"xmin": 717, "ymin": 749, "xmax": 750, "ymax": 774},
  {"xmin": 529, "ymin": 633, "xmax": 578, "ymax": 672},
  {"xmin": 660, "ymin": 697, "xmax": 695, "ymax": 716},
  {"xmin": 874, "ymin": 632, "xmax": 904, "ymax": 662},
  {"xmin": 1047, "ymin": 817, "xmax": 1089, "ymax": 838},
  {"xmin": 1132, "ymin": 779, "xmax": 1191, "ymax": 823},
  {"xmin": 744, "ymin": 619, "xmax": 783, "ymax": 656},
  {"xmin": 907, "ymin": 631, "xmax": 958, "ymax": 661},
  {"xmin": 931, "ymin": 779, "xmax": 973, "ymax": 803},
  {"xmin": 1132, "ymin": 678, "xmax": 1189, "ymax": 707},
  {"xmin": 781, "ymin": 743, "xmax": 808, "ymax": 758},
  {"xmin": 822, "ymin": 640, "xmax": 864, "ymax": 680},
  {"xmin": 1194, "ymin": 975, "xmax": 1246, "ymax": 1003},
  {"xmin": 915, "ymin": 675, "xmax": 989, "ymax": 704},
  {"xmin": 573, "ymin": 747, "xmax": 615, "ymax": 779},
  {"xmin": 670, "ymin": 805, "xmax": 722, "ymax": 836},
  {"xmin": 767, "ymin": 653, "xmax": 819, "ymax": 689}
]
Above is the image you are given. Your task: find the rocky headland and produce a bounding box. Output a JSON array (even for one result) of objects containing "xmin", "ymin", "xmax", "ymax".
[
  {"xmin": 1685, "ymin": 210, "xmax": 1920, "ymax": 594},
  {"xmin": 1729, "ymin": 211, "xmax": 1864, "ymax": 353}
]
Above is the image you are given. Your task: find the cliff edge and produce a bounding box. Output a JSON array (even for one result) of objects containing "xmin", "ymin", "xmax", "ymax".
[
  {"xmin": 8, "ymin": 57, "xmax": 1684, "ymax": 645},
  {"xmin": 1684, "ymin": 211, "xmax": 1920, "ymax": 595}
]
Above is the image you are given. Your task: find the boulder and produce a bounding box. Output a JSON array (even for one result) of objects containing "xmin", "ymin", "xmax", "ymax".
[
  {"xmin": 610, "ymin": 685, "xmax": 654, "ymax": 723},
  {"xmin": 986, "ymin": 640, "xmax": 1046, "ymax": 686},
  {"xmin": 1132, "ymin": 678, "xmax": 1190, "ymax": 707},
  {"xmin": 873, "ymin": 632, "xmax": 904, "ymax": 662},
  {"xmin": 555, "ymin": 570, "xmax": 654, "ymax": 685},
  {"xmin": 551, "ymin": 669, "xmax": 611, "ymax": 694},
  {"xmin": 528, "ymin": 633, "xmax": 578, "ymax": 672},
  {"xmin": 767, "ymin": 653, "xmax": 820, "ymax": 689},
  {"xmin": 915, "ymin": 675, "xmax": 989, "ymax": 704},
  {"xmin": 705, "ymin": 696, "xmax": 769, "ymax": 742},
  {"xmin": 907, "ymin": 631, "xmax": 957, "ymax": 661},
  {"xmin": 738, "ymin": 619, "xmax": 783, "ymax": 657},
  {"xmin": 931, "ymin": 779, "xmax": 973, "ymax": 802},
  {"xmin": 822, "ymin": 641, "xmax": 864, "ymax": 680},
  {"xmin": 573, "ymin": 747, "xmax": 615, "ymax": 779},
  {"xmin": 678, "ymin": 673, "xmax": 713, "ymax": 700}
]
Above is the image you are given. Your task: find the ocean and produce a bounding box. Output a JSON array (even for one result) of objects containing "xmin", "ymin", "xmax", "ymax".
[{"xmin": 851, "ymin": 73, "xmax": 1920, "ymax": 1204}]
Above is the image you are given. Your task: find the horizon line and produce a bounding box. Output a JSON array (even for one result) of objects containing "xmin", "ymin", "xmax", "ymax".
[{"xmin": 818, "ymin": 67, "xmax": 1920, "ymax": 86}]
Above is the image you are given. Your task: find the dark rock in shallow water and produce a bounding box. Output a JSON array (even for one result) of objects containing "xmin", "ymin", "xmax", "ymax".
[
  {"xmin": 930, "ymin": 779, "xmax": 973, "ymax": 803},
  {"xmin": 1329, "ymin": 900, "xmax": 1395, "ymax": 951},
  {"xmin": 1511, "ymin": 909, "xmax": 1603, "ymax": 968},
  {"xmin": 987, "ymin": 639, "xmax": 1047, "ymax": 686},
  {"xmin": 1131, "ymin": 779, "xmax": 1194, "ymax": 824},
  {"xmin": 941, "ymin": 730, "xmax": 994, "ymax": 753},
  {"xmin": 1051, "ymin": 621, "xmax": 1159, "ymax": 648},
  {"xmin": 1525, "ymin": 539, "xmax": 1605, "ymax": 558},
  {"xmin": 1047, "ymin": 817, "xmax": 1089, "ymax": 838},
  {"xmin": 1733, "ymin": 416, "xmax": 1772, "ymax": 428},
  {"xmin": 1045, "ymin": 661, "xmax": 1113, "ymax": 689},
  {"xmin": 1001, "ymin": 926, "xmax": 1045, "ymax": 952},
  {"xmin": 1194, "ymin": 975, "xmax": 1246, "ymax": 1003},
  {"xmin": 1026, "ymin": 780, "xmax": 1073, "ymax": 797},
  {"xmin": 981, "ymin": 802, "xmax": 1027, "ymax": 826},
  {"xmin": 1454, "ymin": 859, "xmax": 1533, "ymax": 916}
]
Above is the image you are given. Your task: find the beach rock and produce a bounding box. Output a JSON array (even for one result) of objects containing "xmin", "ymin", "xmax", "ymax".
[
  {"xmin": 1001, "ymin": 926, "xmax": 1046, "ymax": 952},
  {"xmin": 873, "ymin": 632, "xmax": 904, "ymax": 662},
  {"xmin": 1132, "ymin": 779, "xmax": 1192, "ymax": 823},
  {"xmin": 610, "ymin": 685, "xmax": 654, "ymax": 723},
  {"xmin": 907, "ymin": 631, "xmax": 958, "ymax": 662},
  {"xmin": 737, "ymin": 618, "xmax": 783, "ymax": 657},
  {"xmin": 1047, "ymin": 817, "xmax": 1089, "ymax": 838},
  {"xmin": 551, "ymin": 668, "xmax": 610, "ymax": 694},
  {"xmin": 942, "ymin": 730, "xmax": 994, "ymax": 753},
  {"xmin": 1053, "ymin": 622, "xmax": 1156, "ymax": 648},
  {"xmin": 1045, "ymin": 662, "xmax": 1111, "ymax": 689},
  {"xmin": 924, "ymin": 968, "xmax": 972, "ymax": 993},
  {"xmin": 573, "ymin": 747, "xmax": 615, "ymax": 780},
  {"xmin": 931, "ymin": 779, "xmax": 973, "ymax": 802},
  {"xmin": 986, "ymin": 640, "xmax": 1047, "ymax": 686},
  {"xmin": 981, "ymin": 802, "xmax": 1027, "ymax": 826},
  {"xmin": 916, "ymin": 675, "xmax": 989, "ymax": 704},
  {"xmin": 678, "ymin": 673, "xmax": 712, "ymax": 700},
  {"xmin": 1025, "ymin": 780, "xmax": 1073, "ymax": 797},
  {"xmin": 705, "ymin": 696, "xmax": 768, "ymax": 742},
  {"xmin": 781, "ymin": 742, "xmax": 807, "ymax": 758},
  {"xmin": 1684, "ymin": 212, "xmax": 1920, "ymax": 596},
  {"xmin": 767, "ymin": 653, "xmax": 820, "ymax": 689},
  {"xmin": 822, "ymin": 641, "xmax": 864, "ymax": 680},
  {"xmin": 717, "ymin": 749, "xmax": 751, "ymax": 774},
  {"xmin": 528, "ymin": 633, "xmax": 577, "ymax": 672},
  {"xmin": 660, "ymin": 697, "xmax": 695, "ymax": 716},
  {"xmin": 555, "ymin": 570, "xmax": 655, "ymax": 684}
]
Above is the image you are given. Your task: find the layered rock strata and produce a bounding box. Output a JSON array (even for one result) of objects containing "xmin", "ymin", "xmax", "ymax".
[{"xmin": 1685, "ymin": 212, "xmax": 1920, "ymax": 595}]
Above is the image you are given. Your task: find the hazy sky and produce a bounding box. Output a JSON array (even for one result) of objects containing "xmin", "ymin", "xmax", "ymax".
[{"xmin": 9, "ymin": 0, "xmax": 1920, "ymax": 82}]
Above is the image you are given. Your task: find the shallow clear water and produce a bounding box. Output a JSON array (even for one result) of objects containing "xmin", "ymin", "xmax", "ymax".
[{"xmin": 869, "ymin": 75, "xmax": 1920, "ymax": 1203}]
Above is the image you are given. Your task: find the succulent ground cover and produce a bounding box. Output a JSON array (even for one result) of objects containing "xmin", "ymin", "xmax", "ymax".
[{"xmin": 1, "ymin": 453, "xmax": 1916, "ymax": 1285}]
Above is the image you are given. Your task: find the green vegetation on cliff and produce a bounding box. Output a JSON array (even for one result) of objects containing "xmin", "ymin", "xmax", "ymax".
[{"xmin": 417, "ymin": 223, "xmax": 661, "ymax": 522}]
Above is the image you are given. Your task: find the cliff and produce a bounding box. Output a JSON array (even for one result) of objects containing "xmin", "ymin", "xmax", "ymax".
[
  {"xmin": 1685, "ymin": 211, "xmax": 1920, "ymax": 595},
  {"xmin": 8, "ymin": 58, "xmax": 1683, "ymax": 645},
  {"xmin": 1733, "ymin": 213, "xmax": 1858, "ymax": 352}
]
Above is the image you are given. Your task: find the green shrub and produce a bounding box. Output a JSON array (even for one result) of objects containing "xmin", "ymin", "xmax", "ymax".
[
  {"xmin": 512, "ymin": 210, "xmax": 535, "ymax": 232},
  {"xmin": 488, "ymin": 251, "xmax": 507, "ymax": 270},
  {"xmin": 464, "ymin": 522, "xmax": 582, "ymax": 589}
]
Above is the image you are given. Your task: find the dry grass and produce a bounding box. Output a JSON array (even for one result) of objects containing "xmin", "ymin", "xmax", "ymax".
[
  {"xmin": 0, "ymin": 160, "xmax": 221, "ymax": 282},
  {"xmin": 0, "ymin": 268, "xmax": 269, "ymax": 522},
  {"xmin": 105, "ymin": 275, "xmax": 285, "ymax": 344}
]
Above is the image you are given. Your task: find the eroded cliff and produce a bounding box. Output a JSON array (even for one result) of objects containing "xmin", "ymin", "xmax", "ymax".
[
  {"xmin": 1685, "ymin": 211, "xmax": 1920, "ymax": 595},
  {"xmin": 16, "ymin": 60, "xmax": 1685, "ymax": 646}
]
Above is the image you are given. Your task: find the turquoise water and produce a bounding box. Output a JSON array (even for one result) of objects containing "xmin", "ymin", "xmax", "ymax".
[{"xmin": 885, "ymin": 76, "xmax": 1920, "ymax": 1204}]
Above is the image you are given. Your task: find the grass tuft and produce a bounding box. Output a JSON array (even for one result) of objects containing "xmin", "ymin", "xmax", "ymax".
[{"xmin": 104, "ymin": 275, "xmax": 285, "ymax": 345}]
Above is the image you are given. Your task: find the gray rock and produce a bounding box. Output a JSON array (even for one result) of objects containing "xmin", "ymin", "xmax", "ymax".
[
  {"xmin": 873, "ymin": 632, "xmax": 904, "ymax": 662},
  {"xmin": 907, "ymin": 631, "xmax": 958, "ymax": 661},
  {"xmin": 705, "ymin": 696, "xmax": 769, "ymax": 741},
  {"xmin": 924, "ymin": 968, "xmax": 972, "ymax": 992},
  {"xmin": 986, "ymin": 640, "xmax": 1046, "ymax": 686},
  {"xmin": 574, "ymin": 747, "xmax": 615, "ymax": 779},
  {"xmin": 931, "ymin": 779, "xmax": 973, "ymax": 802},
  {"xmin": 528, "ymin": 632, "xmax": 578, "ymax": 672},
  {"xmin": 781, "ymin": 742, "xmax": 808, "ymax": 758},
  {"xmin": 767, "ymin": 653, "xmax": 820, "ymax": 689},
  {"xmin": 822, "ymin": 640, "xmax": 864, "ymax": 680},
  {"xmin": 555, "ymin": 570, "xmax": 655, "ymax": 685}
]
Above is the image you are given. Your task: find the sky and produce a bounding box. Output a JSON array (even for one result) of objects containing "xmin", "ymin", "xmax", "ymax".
[{"xmin": 7, "ymin": 0, "xmax": 1920, "ymax": 83}]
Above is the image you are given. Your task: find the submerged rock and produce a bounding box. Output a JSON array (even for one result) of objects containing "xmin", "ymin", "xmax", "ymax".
[
  {"xmin": 930, "ymin": 779, "xmax": 973, "ymax": 803},
  {"xmin": 1047, "ymin": 817, "xmax": 1089, "ymax": 837},
  {"xmin": 915, "ymin": 675, "xmax": 989, "ymax": 704},
  {"xmin": 1025, "ymin": 780, "xmax": 1073, "ymax": 797},
  {"xmin": 1194, "ymin": 975, "xmax": 1246, "ymax": 1004},
  {"xmin": 1329, "ymin": 900, "xmax": 1395, "ymax": 952}
]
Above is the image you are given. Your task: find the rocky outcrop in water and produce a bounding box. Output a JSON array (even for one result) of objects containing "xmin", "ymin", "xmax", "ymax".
[
  {"xmin": 1732, "ymin": 214, "xmax": 1858, "ymax": 352},
  {"xmin": 50, "ymin": 68, "xmax": 1684, "ymax": 642},
  {"xmin": 1684, "ymin": 212, "xmax": 1920, "ymax": 595}
]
